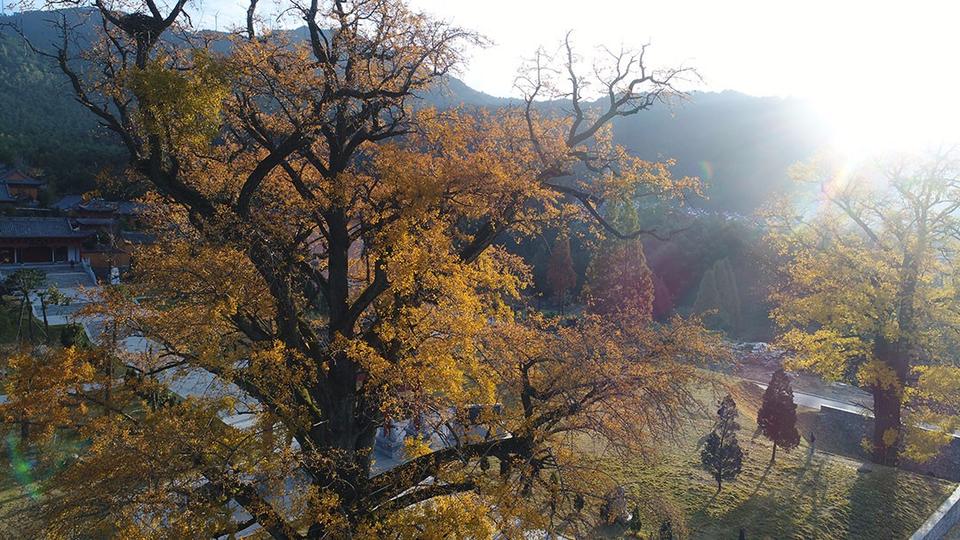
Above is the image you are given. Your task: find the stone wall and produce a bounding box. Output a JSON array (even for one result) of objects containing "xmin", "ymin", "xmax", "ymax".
[{"xmin": 817, "ymin": 406, "xmax": 960, "ymax": 482}]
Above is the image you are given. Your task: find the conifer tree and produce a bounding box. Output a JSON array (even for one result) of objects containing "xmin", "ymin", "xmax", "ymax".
[
  {"xmin": 757, "ymin": 368, "xmax": 801, "ymax": 463},
  {"xmin": 659, "ymin": 519, "xmax": 674, "ymax": 540},
  {"xmin": 583, "ymin": 200, "xmax": 656, "ymax": 318},
  {"xmin": 546, "ymin": 232, "xmax": 577, "ymax": 315},
  {"xmin": 701, "ymin": 394, "xmax": 745, "ymax": 492},
  {"xmin": 651, "ymin": 271, "xmax": 673, "ymax": 319},
  {"xmin": 693, "ymin": 257, "xmax": 741, "ymax": 334}
]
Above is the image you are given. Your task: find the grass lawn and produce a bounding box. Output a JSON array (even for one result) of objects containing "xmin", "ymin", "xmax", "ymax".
[
  {"xmin": 0, "ymin": 467, "xmax": 40, "ymax": 538},
  {"xmin": 603, "ymin": 374, "xmax": 956, "ymax": 539},
  {"xmin": 0, "ymin": 296, "xmax": 86, "ymax": 347},
  {"xmin": 0, "ymin": 431, "xmax": 87, "ymax": 537}
]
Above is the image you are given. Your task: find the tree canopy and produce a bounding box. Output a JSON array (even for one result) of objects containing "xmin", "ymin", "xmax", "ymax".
[
  {"xmin": 756, "ymin": 368, "xmax": 800, "ymax": 463},
  {"xmin": 767, "ymin": 150, "xmax": 960, "ymax": 465},
  {"xmin": 0, "ymin": 0, "xmax": 718, "ymax": 537},
  {"xmin": 700, "ymin": 394, "xmax": 744, "ymax": 492}
]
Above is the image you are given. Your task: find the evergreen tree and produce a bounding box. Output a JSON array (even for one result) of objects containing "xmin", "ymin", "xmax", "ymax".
[
  {"xmin": 629, "ymin": 504, "xmax": 643, "ymax": 534},
  {"xmin": 757, "ymin": 368, "xmax": 801, "ymax": 463},
  {"xmin": 545, "ymin": 232, "xmax": 577, "ymax": 315},
  {"xmin": 693, "ymin": 257, "xmax": 742, "ymax": 334},
  {"xmin": 693, "ymin": 265, "xmax": 720, "ymax": 317},
  {"xmin": 651, "ymin": 271, "xmax": 673, "ymax": 319},
  {"xmin": 659, "ymin": 519, "xmax": 674, "ymax": 540},
  {"xmin": 701, "ymin": 394, "xmax": 745, "ymax": 492},
  {"xmin": 583, "ymin": 200, "xmax": 655, "ymax": 318},
  {"xmin": 714, "ymin": 258, "xmax": 742, "ymax": 331}
]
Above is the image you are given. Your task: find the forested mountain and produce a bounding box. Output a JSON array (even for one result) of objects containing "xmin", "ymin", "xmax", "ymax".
[
  {"xmin": 0, "ymin": 8, "xmax": 828, "ymax": 211},
  {"xmin": 0, "ymin": 9, "xmax": 125, "ymax": 196}
]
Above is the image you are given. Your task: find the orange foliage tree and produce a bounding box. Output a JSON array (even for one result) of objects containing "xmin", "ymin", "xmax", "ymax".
[{"xmin": 2, "ymin": 1, "xmax": 717, "ymax": 537}]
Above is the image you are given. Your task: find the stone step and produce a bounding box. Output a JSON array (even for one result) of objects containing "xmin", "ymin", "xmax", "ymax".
[{"xmin": 44, "ymin": 272, "xmax": 96, "ymax": 288}]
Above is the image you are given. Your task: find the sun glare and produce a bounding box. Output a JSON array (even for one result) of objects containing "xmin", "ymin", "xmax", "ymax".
[{"xmin": 816, "ymin": 91, "xmax": 960, "ymax": 159}]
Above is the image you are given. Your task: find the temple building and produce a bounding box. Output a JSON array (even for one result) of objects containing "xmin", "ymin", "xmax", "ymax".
[
  {"xmin": 0, "ymin": 216, "xmax": 91, "ymax": 264},
  {"xmin": 0, "ymin": 166, "xmax": 44, "ymax": 204}
]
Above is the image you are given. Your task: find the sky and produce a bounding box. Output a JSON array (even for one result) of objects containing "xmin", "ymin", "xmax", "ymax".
[
  {"xmin": 179, "ymin": 0, "xmax": 960, "ymax": 151},
  {"xmin": 186, "ymin": 1, "xmax": 958, "ymax": 97}
]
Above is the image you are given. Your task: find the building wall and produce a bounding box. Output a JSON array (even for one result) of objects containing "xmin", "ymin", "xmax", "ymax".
[
  {"xmin": 83, "ymin": 250, "xmax": 131, "ymax": 270},
  {"xmin": 7, "ymin": 186, "xmax": 39, "ymax": 201},
  {"xmin": 818, "ymin": 406, "xmax": 960, "ymax": 482},
  {"xmin": 0, "ymin": 242, "xmax": 84, "ymax": 264}
]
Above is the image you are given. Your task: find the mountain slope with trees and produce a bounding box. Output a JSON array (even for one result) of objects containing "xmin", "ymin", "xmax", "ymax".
[{"xmin": 1, "ymin": 8, "xmax": 827, "ymax": 210}]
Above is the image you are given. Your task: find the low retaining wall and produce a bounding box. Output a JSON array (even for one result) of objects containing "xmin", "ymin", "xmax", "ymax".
[
  {"xmin": 817, "ymin": 406, "xmax": 960, "ymax": 482},
  {"xmin": 911, "ymin": 484, "xmax": 960, "ymax": 540}
]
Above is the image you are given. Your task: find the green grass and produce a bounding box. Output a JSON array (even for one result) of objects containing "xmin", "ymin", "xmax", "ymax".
[
  {"xmin": 0, "ymin": 432, "xmax": 87, "ymax": 537},
  {"xmin": 0, "ymin": 297, "xmax": 84, "ymax": 346},
  {"xmin": 0, "ymin": 472, "xmax": 38, "ymax": 539},
  {"xmin": 604, "ymin": 375, "xmax": 956, "ymax": 539}
]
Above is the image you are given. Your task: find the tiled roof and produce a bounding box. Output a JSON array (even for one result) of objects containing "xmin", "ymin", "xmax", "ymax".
[
  {"xmin": 73, "ymin": 217, "xmax": 116, "ymax": 227},
  {"xmin": 0, "ymin": 184, "xmax": 16, "ymax": 203},
  {"xmin": 116, "ymin": 201, "xmax": 145, "ymax": 216},
  {"xmin": 0, "ymin": 167, "xmax": 43, "ymax": 186},
  {"xmin": 52, "ymin": 194, "xmax": 83, "ymax": 211},
  {"xmin": 0, "ymin": 217, "xmax": 92, "ymax": 238},
  {"xmin": 120, "ymin": 230, "xmax": 155, "ymax": 244},
  {"xmin": 51, "ymin": 195, "xmax": 144, "ymax": 216},
  {"xmin": 77, "ymin": 199, "xmax": 119, "ymax": 213}
]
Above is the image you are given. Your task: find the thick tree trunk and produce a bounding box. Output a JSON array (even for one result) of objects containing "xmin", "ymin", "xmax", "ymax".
[
  {"xmin": 870, "ymin": 225, "xmax": 924, "ymax": 466},
  {"xmin": 871, "ymin": 337, "xmax": 906, "ymax": 466},
  {"xmin": 872, "ymin": 384, "xmax": 903, "ymax": 466}
]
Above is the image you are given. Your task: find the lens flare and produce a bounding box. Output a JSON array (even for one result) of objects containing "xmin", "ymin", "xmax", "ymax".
[{"xmin": 6, "ymin": 433, "xmax": 40, "ymax": 500}]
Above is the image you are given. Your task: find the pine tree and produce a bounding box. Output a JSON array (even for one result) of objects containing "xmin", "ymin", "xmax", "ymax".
[
  {"xmin": 701, "ymin": 394, "xmax": 745, "ymax": 492},
  {"xmin": 582, "ymin": 200, "xmax": 655, "ymax": 318},
  {"xmin": 693, "ymin": 266, "xmax": 720, "ymax": 318},
  {"xmin": 629, "ymin": 504, "xmax": 643, "ymax": 534},
  {"xmin": 757, "ymin": 368, "xmax": 801, "ymax": 463},
  {"xmin": 714, "ymin": 258, "xmax": 742, "ymax": 332},
  {"xmin": 659, "ymin": 519, "xmax": 674, "ymax": 540},
  {"xmin": 651, "ymin": 271, "xmax": 673, "ymax": 319},
  {"xmin": 694, "ymin": 257, "xmax": 741, "ymax": 334},
  {"xmin": 545, "ymin": 232, "xmax": 577, "ymax": 316}
]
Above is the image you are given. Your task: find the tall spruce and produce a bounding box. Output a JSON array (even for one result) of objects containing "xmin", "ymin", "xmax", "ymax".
[
  {"xmin": 701, "ymin": 394, "xmax": 745, "ymax": 492},
  {"xmin": 545, "ymin": 232, "xmax": 577, "ymax": 316},
  {"xmin": 757, "ymin": 368, "xmax": 801, "ymax": 463},
  {"xmin": 693, "ymin": 257, "xmax": 741, "ymax": 334},
  {"xmin": 583, "ymin": 200, "xmax": 656, "ymax": 318}
]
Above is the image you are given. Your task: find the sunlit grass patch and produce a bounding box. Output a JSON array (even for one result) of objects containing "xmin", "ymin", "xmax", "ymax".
[{"xmin": 605, "ymin": 374, "xmax": 956, "ymax": 539}]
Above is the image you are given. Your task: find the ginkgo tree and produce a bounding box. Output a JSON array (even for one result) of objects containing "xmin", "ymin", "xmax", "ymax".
[
  {"xmin": 767, "ymin": 150, "xmax": 960, "ymax": 466},
  {"xmin": 2, "ymin": 0, "xmax": 716, "ymax": 537}
]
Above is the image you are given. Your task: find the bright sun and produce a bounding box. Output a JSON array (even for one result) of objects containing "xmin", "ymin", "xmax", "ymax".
[
  {"xmin": 812, "ymin": 77, "xmax": 960, "ymax": 159},
  {"xmin": 814, "ymin": 54, "xmax": 960, "ymax": 159}
]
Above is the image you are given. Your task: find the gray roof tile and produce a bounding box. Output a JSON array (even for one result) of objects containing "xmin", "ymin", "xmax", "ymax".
[{"xmin": 0, "ymin": 217, "xmax": 93, "ymax": 238}]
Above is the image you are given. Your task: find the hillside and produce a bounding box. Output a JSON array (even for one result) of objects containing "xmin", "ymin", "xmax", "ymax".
[{"xmin": 0, "ymin": 8, "xmax": 828, "ymax": 211}]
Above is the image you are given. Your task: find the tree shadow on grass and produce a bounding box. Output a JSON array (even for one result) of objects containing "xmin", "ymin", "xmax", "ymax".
[
  {"xmin": 691, "ymin": 493, "xmax": 787, "ymax": 539},
  {"xmin": 746, "ymin": 459, "xmax": 774, "ymax": 499},
  {"xmin": 848, "ymin": 467, "xmax": 901, "ymax": 540}
]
